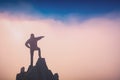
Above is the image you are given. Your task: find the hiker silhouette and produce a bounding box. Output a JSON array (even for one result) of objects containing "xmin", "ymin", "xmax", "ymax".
[{"xmin": 25, "ymin": 34, "xmax": 44, "ymax": 66}]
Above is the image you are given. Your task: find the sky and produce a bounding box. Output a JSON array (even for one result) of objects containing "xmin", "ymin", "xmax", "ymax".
[{"xmin": 0, "ymin": 0, "xmax": 120, "ymax": 80}]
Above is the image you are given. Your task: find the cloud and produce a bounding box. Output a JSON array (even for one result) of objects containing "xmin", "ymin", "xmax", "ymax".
[{"xmin": 0, "ymin": 12, "xmax": 120, "ymax": 80}]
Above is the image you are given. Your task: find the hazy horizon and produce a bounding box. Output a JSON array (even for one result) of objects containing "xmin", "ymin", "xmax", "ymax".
[{"xmin": 0, "ymin": 1, "xmax": 120, "ymax": 80}]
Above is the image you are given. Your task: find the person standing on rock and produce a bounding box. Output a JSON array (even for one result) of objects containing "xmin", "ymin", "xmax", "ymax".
[{"xmin": 25, "ymin": 34, "xmax": 44, "ymax": 66}]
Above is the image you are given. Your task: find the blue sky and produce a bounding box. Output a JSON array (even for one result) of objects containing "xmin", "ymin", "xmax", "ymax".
[
  {"xmin": 0, "ymin": 1, "xmax": 120, "ymax": 80},
  {"xmin": 0, "ymin": 0, "xmax": 120, "ymax": 19}
]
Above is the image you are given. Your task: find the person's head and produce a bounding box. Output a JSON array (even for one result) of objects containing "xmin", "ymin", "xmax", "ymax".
[{"xmin": 30, "ymin": 33, "xmax": 34, "ymax": 38}]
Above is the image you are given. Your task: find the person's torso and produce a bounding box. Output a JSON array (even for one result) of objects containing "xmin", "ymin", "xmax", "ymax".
[{"xmin": 29, "ymin": 38, "xmax": 38, "ymax": 49}]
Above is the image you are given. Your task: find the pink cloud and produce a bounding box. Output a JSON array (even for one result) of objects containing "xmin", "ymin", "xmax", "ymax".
[{"xmin": 0, "ymin": 12, "xmax": 120, "ymax": 80}]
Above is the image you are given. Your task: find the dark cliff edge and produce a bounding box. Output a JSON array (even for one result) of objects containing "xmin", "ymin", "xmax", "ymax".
[{"xmin": 16, "ymin": 58, "xmax": 59, "ymax": 80}]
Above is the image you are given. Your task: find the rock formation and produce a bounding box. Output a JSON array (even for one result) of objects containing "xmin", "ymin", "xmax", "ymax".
[{"xmin": 16, "ymin": 58, "xmax": 59, "ymax": 80}]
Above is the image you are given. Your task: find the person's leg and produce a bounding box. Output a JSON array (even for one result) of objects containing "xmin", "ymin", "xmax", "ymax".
[
  {"xmin": 37, "ymin": 48, "xmax": 41, "ymax": 58},
  {"xmin": 30, "ymin": 49, "xmax": 34, "ymax": 66}
]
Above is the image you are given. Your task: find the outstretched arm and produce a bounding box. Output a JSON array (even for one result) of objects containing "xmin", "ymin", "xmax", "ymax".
[
  {"xmin": 25, "ymin": 40, "xmax": 30, "ymax": 48},
  {"xmin": 36, "ymin": 36, "xmax": 44, "ymax": 40}
]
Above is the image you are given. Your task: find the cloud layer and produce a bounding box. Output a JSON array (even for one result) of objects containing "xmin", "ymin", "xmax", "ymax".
[{"xmin": 0, "ymin": 12, "xmax": 120, "ymax": 80}]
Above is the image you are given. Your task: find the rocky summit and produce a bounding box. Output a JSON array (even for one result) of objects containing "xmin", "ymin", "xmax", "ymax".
[{"xmin": 16, "ymin": 58, "xmax": 59, "ymax": 80}]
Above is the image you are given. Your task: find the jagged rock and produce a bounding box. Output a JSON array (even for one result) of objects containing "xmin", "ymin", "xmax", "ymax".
[{"xmin": 16, "ymin": 58, "xmax": 59, "ymax": 80}]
